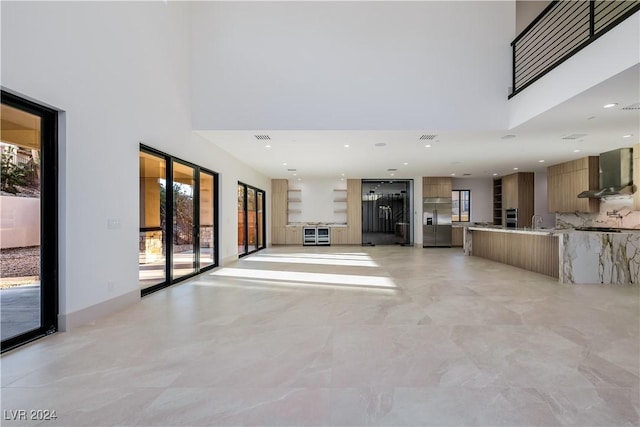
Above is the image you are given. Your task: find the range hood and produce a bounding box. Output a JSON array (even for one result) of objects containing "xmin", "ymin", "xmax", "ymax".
[{"xmin": 578, "ymin": 147, "xmax": 634, "ymax": 198}]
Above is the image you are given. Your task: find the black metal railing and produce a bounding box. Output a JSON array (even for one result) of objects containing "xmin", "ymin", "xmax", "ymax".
[{"xmin": 510, "ymin": 0, "xmax": 640, "ymax": 98}]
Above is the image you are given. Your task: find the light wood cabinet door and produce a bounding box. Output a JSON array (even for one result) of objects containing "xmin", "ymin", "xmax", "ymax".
[
  {"xmin": 423, "ymin": 177, "xmax": 452, "ymax": 198},
  {"xmin": 634, "ymin": 144, "xmax": 639, "ymax": 210},
  {"xmin": 285, "ymin": 227, "xmax": 302, "ymax": 245},
  {"xmin": 451, "ymin": 227, "xmax": 464, "ymax": 247},
  {"xmin": 331, "ymin": 227, "xmax": 348, "ymax": 245},
  {"xmin": 347, "ymin": 179, "xmax": 362, "ymax": 244},
  {"xmin": 271, "ymin": 179, "xmax": 288, "ymax": 244}
]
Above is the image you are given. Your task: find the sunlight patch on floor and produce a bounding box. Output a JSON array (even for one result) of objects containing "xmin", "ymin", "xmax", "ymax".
[{"xmin": 209, "ymin": 267, "xmax": 397, "ymax": 290}]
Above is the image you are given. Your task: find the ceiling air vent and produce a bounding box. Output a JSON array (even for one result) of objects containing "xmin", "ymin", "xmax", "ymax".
[
  {"xmin": 287, "ymin": 168, "xmax": 296, "ymax": 172},
  {"xmin": 254, "ymin": 134, "xmax": 271, "ymax": 140},
  {"xmin": 622, "ymin": 102, "xmax": 640, "ymax": 110},
  {"xmin": 387, "ymin": 168, "xmax": 398, "ymax": 172},
  {"xmin": 501, "ymin": 134, "xmax": 516, "ymax": 140},
  {"xmin": 562, "ymin": 133, "xmax": 587, "ymax": 140},
  {"xmin": 419, "ymin": 134, "xmax": 437, "ymax": 140}
]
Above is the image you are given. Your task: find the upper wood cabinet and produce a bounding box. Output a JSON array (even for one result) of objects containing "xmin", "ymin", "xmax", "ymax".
[
  {"xmin": 547, "ymin": 157, "xmax": 599, "ymax": 213},
  {"xmin": 501, "ymin": 172, "xmax": 534, "ymax": 227},
  {"xmin": 423, "ymin": 177, "xmax": 452, "ymax": 198}
]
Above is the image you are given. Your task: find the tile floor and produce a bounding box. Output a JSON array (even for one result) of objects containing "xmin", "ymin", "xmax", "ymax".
[{"xmin": 1, "ymin": 246, "xmax": 638, "ymax": 426}]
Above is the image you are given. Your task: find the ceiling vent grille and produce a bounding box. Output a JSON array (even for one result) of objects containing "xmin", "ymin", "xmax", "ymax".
[
  {"xmin": 419, "ymin": 134, "xmax": 437, "ymax": 140},
  {"xmin": 562, "ymin": 133, "xmax": 587, "ymax": 140},
  {"xmin": 387, "ymin": 168, "xmax": 398, "ymax": 172},
  {"xmin": 622, "ymin": 102, "xmax": 640, "ymax": 110},
  {"xmin": 254, "ymin": 134, "xmax": 271, "ymax": 140},
  {"xmin": 501, "ymin": 134, "xmax": 516, "ymax": 140},
  {"xmin": 287, "ymin": 168, "xmax": 297, "ymax": 172}
]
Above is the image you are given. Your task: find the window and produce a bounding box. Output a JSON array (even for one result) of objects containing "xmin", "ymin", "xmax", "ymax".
[{"xmin": 452, "ymin": 190, "xmax": 470, "ymax": 222}]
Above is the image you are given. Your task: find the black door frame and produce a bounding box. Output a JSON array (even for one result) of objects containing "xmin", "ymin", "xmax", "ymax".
[
  {"xmin": 1, "ymin": 89, "xmax": 58, "ymax": 353},
  {"xmin": 237, "ymin": 181, "xmax": 266, "ymax": 257},
  {"xmin": 140, "ymin": 144, "xmax": 219, "ymax": 296}
]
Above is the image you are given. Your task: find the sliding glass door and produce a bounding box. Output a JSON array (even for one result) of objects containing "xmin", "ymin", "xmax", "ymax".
[
  {"xmin": 139, "ymin": 146, "xmax": 218, "ymax": 295},
  {"xmin": 199, "ymin": 171, "xmax": 215, "ymax": 270},
  {"xmin": 172, "ymin": 161, "xmax": 196, "ymax": 281},
  {"xmin": 237, "ymin": 182, "xmax": 266, "ymax": 257},
  {"xmin": 1, "ymin": 91, "xmax": 58, "ymax": 352}
]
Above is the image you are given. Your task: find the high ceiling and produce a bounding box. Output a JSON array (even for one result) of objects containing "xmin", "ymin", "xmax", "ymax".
[{"xmin": 197, "ymin": 63, "xmax": 639, "ymax": 181}]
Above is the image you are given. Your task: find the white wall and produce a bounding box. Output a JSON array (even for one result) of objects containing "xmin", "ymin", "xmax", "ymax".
[
  {"xmin": 190, "ymin": 1, "xmax": 515, "ymax": 131},
  {"xmin": 452, "ymin": 177, "xmax": 493, "ymax": 223},
  {"xmin": 0, "ymin": 196, "xmax": 40, "ymax": 248},
  {"xmin": 1, "ymin": 2, "xmax": 269, "ymax": 328}
]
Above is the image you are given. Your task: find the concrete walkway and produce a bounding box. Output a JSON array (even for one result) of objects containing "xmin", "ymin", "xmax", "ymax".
[{"xmin": 0, "ymin": 285, "xmax": 40, "ymax": 341}]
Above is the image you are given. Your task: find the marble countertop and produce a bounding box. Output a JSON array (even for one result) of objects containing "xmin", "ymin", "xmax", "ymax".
[
  {"xmin": 467, "ymin": 226, "xmax": 559, "ymax": 236},
  {"xmin": 467, "ymin": 225, "xmax": 640, "ymax": 235}
]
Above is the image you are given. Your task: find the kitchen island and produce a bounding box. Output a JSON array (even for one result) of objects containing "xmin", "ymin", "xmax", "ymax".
[
  {"xmin": 464, "ymin": 226, "xmax": 560, "ymax": 278},
  {"xmin": 465, "ymin": 226, "xmax": 640, "ymax": 284}
]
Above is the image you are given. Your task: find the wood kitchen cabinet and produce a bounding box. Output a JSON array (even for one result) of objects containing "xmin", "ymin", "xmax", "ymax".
[
  {"xmin": 346, "ymin": 179, "xmax": 362, "ymax": 244},
  {"xmin": 271, "ymin": 179, "xmax": 288, "ymax": 244},
  {"xmin": 423, "ymin": 177, "xmax": 452, "ymax": 198},
  {"xmin": 331, "ymin": 227, "xmax": 348, "ymax": 245},
  {"xmin": 285, "ymin": 226, "xmax": 302, "ymax": 245},
  {"xmin": 502, "ymin": 172, "xmax": 534, "ymax": 228},
  {"xmin": 634, "ymin": 144, "xmax": 639, "ymax": 210},
  {"xmin": 547, "ymin": 157, "xmax": 599, "ymax": 213},
  {"xmin": 451, "ymin": 227, "xmax": 464, "ymax": 247}
]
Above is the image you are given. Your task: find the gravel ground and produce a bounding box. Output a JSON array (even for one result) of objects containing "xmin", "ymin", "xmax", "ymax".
[{"xmin": 1, "ymin": 246, "xmax": 40, "ymax": 278}]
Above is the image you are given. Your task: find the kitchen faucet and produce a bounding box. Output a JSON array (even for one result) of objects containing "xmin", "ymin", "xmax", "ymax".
[{"xmin": 532, "ymin": 215, "xmax": 543, "ymax": 229}]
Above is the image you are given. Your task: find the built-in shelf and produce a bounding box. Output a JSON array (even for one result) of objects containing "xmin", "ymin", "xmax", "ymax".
[
  {"xmin": 493, "ymin": 178, "xmax": 503, "ymax": 226},
  {"xmin": 288, "ymin": 189, "xmax": 302, "ymax": 221},
  {"xmin": 333, "ymin": 189, "xmax": 348, "ymax": 220}
]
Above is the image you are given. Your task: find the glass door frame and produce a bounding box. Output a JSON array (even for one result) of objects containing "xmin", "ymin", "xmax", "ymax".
[
  {"xmin": 237, "ymin": 182, "xmax": 266, "ymax": 257},
  {"xmin": 140, "ymin": 144, "xmax": 218, "ymax": 296},
  {"xmin": 1, "ymin": 89, "xmax": 58, "ymax": 353}
]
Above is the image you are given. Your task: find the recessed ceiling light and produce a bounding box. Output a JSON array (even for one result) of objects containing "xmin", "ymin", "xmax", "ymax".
[
  {"xmin": 403, "ymin": 162, "xmax": 408, "ymax": 165},
  {"xmin": 344, "ymin": 144, "xmax": 350, "ymax": 148},
  {"xmin": 623, "ymin": 134, "xmax": 633, "ymax": 138},
  {"xmin": 450, "ymin": 173, "xmax": 456, "ymax": 176},
  {"xmin": 425, "ymin": 144, "xmax": 431, "ymax": 148},
  {"xmin": 293, "ymin": 173, "xmax": 297, "ymax": 176},
  {"xmin": 513, "ymin": 167, "xmax": 519, "ymax": 170},
  {"xmin": 603, "ymin": 103, "xmax": 618, "ymax": 108},
  {"xmin": 341, "ymin": 173, "xmax": 345, "ymax": 176},
  {"xmin": 390, "ymin": 173, "xmax": 395, "ymax": 176},
  {"xmin": 573, "ymin": 149, "xmax": 581, "ymax": 152},
  {"xmin": 538, "ymin": 160, "xmax": 545, "ymax": 163},
  {"xmin": 265, "ymin": 145, "xmax": 271, "ymax": 148},
  {"xmin": 282, "ymin": 162, "xmax": 287, "ymax": 166},
  {"xmin": 493, "ymin": 173, "xmax": 498, "ymax": 176}
]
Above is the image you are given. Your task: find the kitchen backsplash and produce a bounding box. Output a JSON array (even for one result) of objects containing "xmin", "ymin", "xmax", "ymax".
[{"xmin": 556, "ymin": 195, "xmax": 640, "ymax": 229}]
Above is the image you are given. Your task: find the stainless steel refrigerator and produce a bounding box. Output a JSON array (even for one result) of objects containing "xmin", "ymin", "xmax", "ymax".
[{"xmin": 422, "ymin": 197, "xmax": 452, "ymax": 247}]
